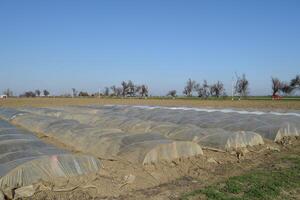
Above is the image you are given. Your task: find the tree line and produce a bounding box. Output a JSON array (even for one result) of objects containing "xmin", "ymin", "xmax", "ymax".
[
  {"xmin": 2, "ymin": 89, "xmax": 50, "ymax": 98},
  {"xmin": 2, "ymin": 74, "xmax": 299, "ymax": 98},
  {"xmin": 180, "ymin": 79, "xmax": 227, "ymax": 98},
  {"xmin": 168, "ymin": 73, "xmax": 249, "ymax": 98},
  {"xmin": 19, "ymin": 89, "xmax": 50, "ymax": 97},
  {"xmin": 167, "ymin": 74, "xmax": 299, "ymax": 98},
  {"xmin": 71, "ymin": 80, "xmax": 149, "ymax": 98}
]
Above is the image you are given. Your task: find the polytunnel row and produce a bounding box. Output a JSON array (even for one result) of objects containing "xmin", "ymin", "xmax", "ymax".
[
  {"xmin": 0, "ymin": 108, "xmax": 203, "ymax": 166},
  {"xmin": 0, "ymin": 111, "xmax": 101, "ymax": 190},
  {"xmin": 20, "ymin": 106, "xmax": 266, "ymax": 151},
  {"xmin": 28, "ymin": 104, "xmax": 299, "ymax": 147},
  {"xmin": 86, "ymin": 105, "xmax": 300, "ymax": 142},
  {"xmin": 1, "ymin": 105, "xmax": 299, "ymax": 195}
]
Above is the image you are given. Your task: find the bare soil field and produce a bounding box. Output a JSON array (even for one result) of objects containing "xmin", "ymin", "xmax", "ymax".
[
  {"xmin": 1, "ymin": 97, "xmax": 300, "ymax": 110},
  {"xmin": 24, "ymin": 140, "xmax": 300, "ymax": 200}
]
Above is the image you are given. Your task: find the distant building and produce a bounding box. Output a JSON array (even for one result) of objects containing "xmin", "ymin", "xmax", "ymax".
[{"xmin": 0, "ymin": 95, "xmax": 7, "ymax": 99}]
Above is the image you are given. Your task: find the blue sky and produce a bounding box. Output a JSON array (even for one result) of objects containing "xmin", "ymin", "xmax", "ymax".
[{"xmin": 0, "ymin": 0, "xmax": 299, "ymax": 96}]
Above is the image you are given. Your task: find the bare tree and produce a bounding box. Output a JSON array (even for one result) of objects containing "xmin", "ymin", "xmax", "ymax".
[
  {"xmin": 3, "ymin": 88, "xmax": 13, "ymax": 97},
  {"xmin": 235, "ymin": 74, "xmax": 249, "ymax": 98},
  {"xmin": 167, "ymin": 90, "xmax": 177, "ymax": 97},
  {"xmin": 202, "ymin": 80, "xmax": 209, "ymax": 98},
  {"xmin": 194, "ymin": 80, "xmax": 210, "ymax": 98},
  {"xmin": 110, "ymin": 85, "xmax": 122, "ymax": 97},
  {"xmin": 121, "ymin": 81, "xmax": 128, "ymax": 97},
  {"xmin": 43, "ymin": 90, "xmax": 50, "ymax": 97},
  {"xmin": 78, "ymin": 91, "xmax": 89, "ymax": 97},
  {"xmin": 110, "ymin": 85, "xmax": 117, "ymax": 96},
  {"xmin": 183, "ymin": 78, "xmax": 196, "ymax": 96},
  {"xmin": 104, "ymin": 87, "xmax": 110, "ymax": 96},
  {"xmin": 194, "ymin": 83, "xmax": 204, "ymax": 97},
  {"xmin": 271, "ymin": 77, "xmax": 281, "ymax": 96},
  {"xmin": 140, "ymin": 85, "xmax": 148, "ymax": 97},
  {"xmin": 127, "ymin": 80, "xmax": 135, "ymax": 96},
  {"xmin": 116, "ymin": 87, "xmax": 122, "ymax": 96},
  {"xmin": 209, "ymin": 85, "xmax": 214, "ymax": 96},
  {"xmin": 210, "ymin": 81, "xmax": 224, "ymax": 97},
  {"xmin": 72, "ymin": 88, "xmax": 78, "ymax": 97},
  {"xmin": 280, "ymin": 82, "xmax": 293, "ymax": 95},
  {"xmin": 35, "ymin": 89, "xmax": 41, "ymax": 96},
  {"xmin": 130, "ymin": 84, "xmax": 148, "ymax": 97},
  {"xmin": 20, "ymin": 91, "xmax": 36, "ymax": 98},
  {"xmin": 290, "ymin": 75, "xmax": 300, "ymax": 89},
  {"xmin": 120, "ymin": 80, "xmax": 136, "ymax": 97},
  {"xmin": 135, "ymin": 85, "xmax": 141, "ymax": 96}
]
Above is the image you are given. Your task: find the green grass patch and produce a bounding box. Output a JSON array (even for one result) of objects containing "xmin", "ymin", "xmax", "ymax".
[{"xmin": 181, "ymin": 155, "xmax": 300, "ymax": 200}]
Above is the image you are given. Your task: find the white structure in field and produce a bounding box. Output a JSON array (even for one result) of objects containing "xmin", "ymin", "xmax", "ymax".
[{"xmin": 0, "ymin": 95, "xmax": 7, "ymax": 99}]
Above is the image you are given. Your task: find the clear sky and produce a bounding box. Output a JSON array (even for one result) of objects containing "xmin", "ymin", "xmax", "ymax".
[{"xmin": 0, "ymin": 0, "xmax": 299, "ymax": 96}]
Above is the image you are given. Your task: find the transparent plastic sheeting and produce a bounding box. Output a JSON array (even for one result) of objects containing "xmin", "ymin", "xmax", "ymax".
[
  {"xmin": 20, "ymin": 105, "xmax": 297, "ymax": 145},
  {"xmin": 1, "ymin": 105, "xmax": 298, "ymax": 169},
  {"xmin": 0, "ymin": 108, "xmax": 204, "ymax": 165},
  {"xmin": 86, "ymin": 105, "xmax": 300, "ymax": 142},
  {"xmin": 0, "ymin": 118, "xmax": 101, "ymax": 189},
  {"xmin": 20, "ymin": 107, "xmax": 265, "ymax": 150}
]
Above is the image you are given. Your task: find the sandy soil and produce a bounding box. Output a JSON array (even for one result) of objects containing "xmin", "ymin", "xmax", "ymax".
[{"xmin": 1, "ymin": 97, "xmax": 300, "ymax": 110}]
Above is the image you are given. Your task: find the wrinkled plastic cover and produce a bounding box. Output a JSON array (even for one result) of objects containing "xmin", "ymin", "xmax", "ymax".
[
  {"xmin": 2, "ymin": 105, "xmax": 298, "ymax": 169},
  {"xmin": 20, "ymin": 105, "xmax": 299, "ymax": 148},
  {"xmin": 0, "ymin": 119, "xmax": 101, "ymax": 189},
  {"xmin": 0, "ymin": 108, "xmax": 204, "ymax": 165},
  {"xmin": 87, "ymin": 105, "xmax": 300, "ymax": 141}
]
